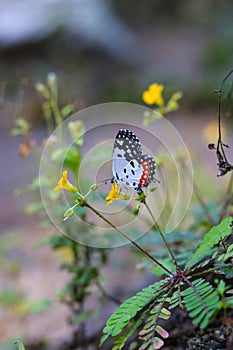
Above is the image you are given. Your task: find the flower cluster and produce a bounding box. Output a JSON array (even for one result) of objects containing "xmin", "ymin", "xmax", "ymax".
[
  {"xmin": 142, "ymin": 83, "xmax": 164, "ymax": 106},
  {"xmin": 54, "ymin": 172, "xmax": 129, "ymax": 206},
  {"xmin": 142, "ymin": 82, "xmax": 183, "ymax": 124}
]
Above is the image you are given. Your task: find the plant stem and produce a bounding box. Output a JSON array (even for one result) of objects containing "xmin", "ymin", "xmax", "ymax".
[
  {"xmin": 192, "ymin": 179, "xmax": 215, "ymax": 226},
  {"xmin": 51, "ymin": 95, "xmax": 62, "ymax": 127},
  {"xmin": 83, "ymin": 201, "xmax": 175, "ymax": 276},
  {"xmin": 96, "ymin": 279, "xmax": 121, "ymax": 305},
  {"xmin": 144, "ymin": 202, "xmax": 180, "ymax": 273}
]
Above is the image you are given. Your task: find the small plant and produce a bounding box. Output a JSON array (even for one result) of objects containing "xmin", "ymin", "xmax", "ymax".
[
  {"xmin": 12, "ymin": 70, "xmax": 233, "ymax": 349},
  {"xmin": 142, "ymin": 82, "xmax": 183, "ymax": 125},
  {"xmin": 55, "ymin": 74, "xmax": 233, "ymax": 349},
  {"xmin": 12, "ymin": 73, "xmax": 116, "ymax": 349},
  {"xmin": 56, "ymin": 172, "xmax": 233, "ymax": 349}
]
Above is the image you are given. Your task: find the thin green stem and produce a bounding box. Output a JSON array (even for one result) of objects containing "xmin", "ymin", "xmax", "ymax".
[
  {"xmin": 144, "ymin": 201, "xmax": 180, "ymax": 273},
  {"xmin": 83, "ymin": 200, "xmax": 174, "ymax": 276},
  {"xmin": 192, "ymin": 179, "xmax": 215, "ymax": 226},
  {"xmin": 51, "ymin": 95, "xmax": 62, "ymax": 127}
]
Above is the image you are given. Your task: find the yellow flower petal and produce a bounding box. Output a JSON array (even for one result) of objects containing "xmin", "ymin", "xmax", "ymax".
[
  {"xmin": 142, "ymin": 90, "xmax": 155, "ymax": 105},
  {"xmin": 54, "ymin": 170, "xmax": 77, "ymax": 193},
  {"xmin": 105, "ymin": 181, "xmax": 130, "ymax": 206},
  {"xmin": 142, "ymin": 83, "xmax": 164, "ymax": 107},
  {"xmin": 105, "ymin": 181, "xmax": 119, "ymax": 205},
  {"xmin": 149, "ymin": 83, "xmax": 164, "ymax": 94}
]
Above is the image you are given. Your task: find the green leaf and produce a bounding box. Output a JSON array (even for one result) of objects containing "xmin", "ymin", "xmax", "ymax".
[
  {"xmin": 136, "ymin": 298, "xmax": 170, "ymax": 350},
  {"xmin": 182, "ymin": 279, "xmax": 219, "ymax": 329},
  {"xmin": 51, "ymin": 146, "xmax": 81, "ymax": 171},
  {"xmin": 11, "ymin": 128, "xmax": 21, "ymax": 136},
  {"xmin": 216, "ymin": 244, "xmax": 233, "ymax": 263},
  {"xmin": 70, "ymin": 310, "xmax": 92, "ymax": 324},
  {"xmin": 166, "ymin": 92, "xmax": 183, "ymax": 112},
  {"xmin": 35, "ymin": 82, "xmax": 50, "ymax": 99},
  {"xmin": 0, "ymin": 290, "xmax": 23, "ymax": 307},
  {"xmin": 112, "ymin": 318, "xmax": 143, "ymax": 350},
  {"xmin": 15, "ymin": 341, "xmax": 26, "ymax": 350},
  {"xmin": 68, "ymin": 120, "xmax": 85, "ymax": 146},
  {"xmin": 28, "ymin": 299, "xmax": 52, "ymax": 313},
  {"xmin": 100, "ymin": 279, "xmax": 169, "ymax": 347},
  {"xmin": 25, "ymin": 201, "xmax": 44, "ymax": 214},
  {"xmin": 186, "ymin": 217, "xmax": 232, "ymax": 269},
  {"xmin": 61, "ymin": 104, "xmax": 75, "ymax": 119}
]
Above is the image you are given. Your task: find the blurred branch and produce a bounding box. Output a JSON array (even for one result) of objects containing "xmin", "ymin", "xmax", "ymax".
[{"xmin": 209, "ymin": 68, "xmax": 233, "ymax": 177}]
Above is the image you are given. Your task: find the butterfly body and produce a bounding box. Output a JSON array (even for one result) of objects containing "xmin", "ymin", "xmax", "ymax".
[{"xmin": 112, "ymin": 129, "xmax": 156, "ymax": 193}]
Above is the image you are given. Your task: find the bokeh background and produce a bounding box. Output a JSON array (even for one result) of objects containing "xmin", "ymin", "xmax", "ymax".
[{"xmin": 0, "ymin": 0, "xmax": 233, "ymax": 348}]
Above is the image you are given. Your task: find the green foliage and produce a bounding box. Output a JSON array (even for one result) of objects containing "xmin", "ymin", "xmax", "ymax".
[
  {"xmin": 100, "ymin": 279, "xmax": 169, "ymax": 347},
  {"xmin": 143, "ymin": 87, "xmax": 183, "ymax": 126},
  {"xmin": 186, "ymin": 217, "xmax": 232, "ymax": 270},
  {"xmin": 182, "ymin": 279, "xmax": 219, "ymax": 329},
  {"xmin": 15, "ymin": 342, "xmax": 25, "ymax": 350},
  {"xmin": 215, "ymin": 243, "xmax": 233, "ymax": 263},
  {"xmin": 100, "ymin": 215, "xmax": 233, "ymax": 349},
  {"xmin": 0, "ymin": 289, "xmax": 52, "ymax": 316},
  {"xmin": 70, "ymin": 310, "xmax": 93, "ymax": 324},
  {"xmin": 213, "ymin": 243, "xmax": 233, "ymax": 278},
  {"xmin": 11, "ymin": 73, "xmax": 111, "ymax": 347},
  {"xmin": 112, "ymin": 318, "xmax": 144, "ymax": 350},
  {"xmin": 11, "ymin": 72, "xmax": 233, "ymax": 349},
  {"xmin": 11, "ymin": 118, "xmax": 31, "ymax": 137},
  {"xmin": 0, "ymin": 290, "xmax": 23, "ymax": 308},
  {"xmin": 51, "ymin": 146, "xmax": 81, "ymax": 172},
  {"xmin": 138, "ymin": 303, "xmax": 170, "ymax": 350}
]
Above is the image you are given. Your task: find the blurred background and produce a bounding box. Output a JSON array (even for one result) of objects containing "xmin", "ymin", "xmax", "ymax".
[{"xmin": 0, "ymin": 0, "xmax": 233, "ymax": 348}]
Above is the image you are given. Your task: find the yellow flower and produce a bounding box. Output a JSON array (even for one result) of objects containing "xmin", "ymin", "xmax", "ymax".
[
  {"xmin": 105, "ymin": 181, "xmax": 130, "ymax": 206},
  {"xmin": 142, "ymin": 83, "xmax": 164, "ymax": 106},
  {"xmin": 54, "ymin": 170, "xmax": 77, "ymax": 193}
]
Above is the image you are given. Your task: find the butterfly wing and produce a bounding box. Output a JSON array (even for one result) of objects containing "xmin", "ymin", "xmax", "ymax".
[
  {"xmin": 138, "ymin": 154, "xmax": 156, "ymax": 187},
  {"xmin": 112, "ymin": 129, "xmax": 156, "ymax": 191},
  {"xmin": 112, "ymin": 129, "xmax": 142, "ymax": 181}
]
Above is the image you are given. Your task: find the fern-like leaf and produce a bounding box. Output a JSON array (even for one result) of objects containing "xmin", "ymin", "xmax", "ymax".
[
  {"xmin": 100, "ymin": 279, "xmax": 169, "ymax": 347},
  {"xmin": 216, "ymin": 243, "xmax": 233, "ymax": 262},
  {"xmin": 112, "ymin": 318, "xmax": 143, "ymax": 350},
  {"xmin": 139, "ymin": 303, "xmax": 171, "ymax": 350},
  {"xmin": 214, "ymin": 244, "xmax": 233, "ymax": 277},
  {"xmin": 182, "ymin": 278, "xmax": 219, "ymax": 329},
  {"xmin": 186, "ymin": 217, "xmax": 232, "ymax": 270}
]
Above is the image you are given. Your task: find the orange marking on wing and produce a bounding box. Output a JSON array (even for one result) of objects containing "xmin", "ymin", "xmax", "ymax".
[{"xmin": 138, "ymin": 161, "xmax": 151, "ymax": 187}]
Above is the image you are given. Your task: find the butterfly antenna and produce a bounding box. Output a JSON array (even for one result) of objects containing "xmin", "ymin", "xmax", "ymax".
[{"xmin": 98, "ymin": 178, "xmax": 114, "ymax": 186}]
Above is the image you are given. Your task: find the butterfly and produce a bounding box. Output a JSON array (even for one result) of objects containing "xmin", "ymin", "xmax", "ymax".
[{"xmin": 111, "ymin": 129, "xmax": 156, "ymax": 193}]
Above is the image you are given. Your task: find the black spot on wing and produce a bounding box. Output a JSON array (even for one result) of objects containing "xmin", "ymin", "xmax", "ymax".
[
  {"xmin": 114, "ymin": 129, "xmax": 142, "ymax": 160},
  {"xmin": 130, "ymin": 160, "xmax": 135, "ymax": 168}
]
